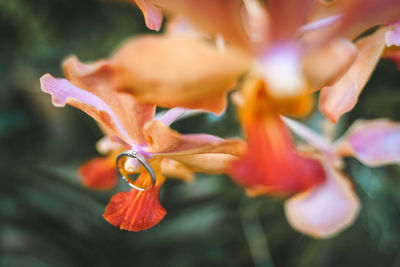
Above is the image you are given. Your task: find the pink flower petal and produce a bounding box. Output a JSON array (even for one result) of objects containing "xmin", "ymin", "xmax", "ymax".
[
  {"xmin": 337, "ymin": 119, "xmax": 400, "ymax": 166},
  {"xmin": 282, "ymin": 117, "xmax": 332, "ymax": 153},
  {"xmin": 284, "ymin": 163, "xmax": 360, "ymax": 238},
  {"xmin": 134, "ymin": 0, "xmax": 163, "ymax": 31},
  {"xmin": 385, "ymin": 21, "xmax": 400, "ymax": 47},
  {"xmin": 319, "ymin": 28, "xmax": 387, "ymax": 123},
  {"xmin": 159, "ymin": 107, "xmax": 187, "ymax": 126},
  {"xmin": 40, "ymin": 74, "xmax": 132, "ymax": 144}
]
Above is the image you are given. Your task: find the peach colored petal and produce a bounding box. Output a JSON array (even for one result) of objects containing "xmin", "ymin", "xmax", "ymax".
[
  {"xmin": 103, "ymin": 171, "xmax": 166, "ymax": 231},
  {"xmin": 63, "ymin": 56, "xmax": 156, "ymax": 145},
  {"xmin": 303, "ymin": 38, "xmax": 357, "ymax": 91},
  {"xmin": 268, "ymin": 0, "xmax": 314, "ymax": 41},
  {"xmin": 335, "ymin": 0, "xmax": 400, "ymax": 39},
  {"xmin": 144, "ymin": 120, "xmax": 245, "ymax": 174},
  {"xmin": 134, "ymin": 0, "xmax": 163, "ymax": 31},
  {"xmin": 78, "ymin": 157, "xmax": 117, "ymax": 190},
  {"xmin": 66, "ymin": 35, "xmax": 249, "ymax": 114},
  {"xmin": 336, "ymin": 119, "xmax": 400, "ymax": 167},
  {"xmin": 161, "ymin": 158, "xmax": 195, "ymax": 183},
  {"xmin": 307, "ymin": 0, "xmax": 350, "ymax": 22},
  {"xmin": 242, "ymin": 0, "xmax": 269, "ymax": 44},
  {"xmin": 284, "ymin": 163, "xmax": 360, "ymax": 238},
  {"xmin": 152, "ymin": 0, "xmax": 249, "ymax": 48},
  {"xmin": 319, "ymin": 28, "xmax": 387, "ymax": 123}
]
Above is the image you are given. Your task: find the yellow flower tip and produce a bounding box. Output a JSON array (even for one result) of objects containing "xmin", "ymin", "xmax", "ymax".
[{"xmin": 238, "ymin": 77, "xmax": 315, "ymax": 122}]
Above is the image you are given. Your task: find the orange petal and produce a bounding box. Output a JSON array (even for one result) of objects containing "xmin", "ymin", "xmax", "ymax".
[
  {"xmin": 63, "ymin": 56, "xmax": 156, "ymax": 145},
  {"xmin": 230, "ymin": 114, "xmax": 325, "ymax": 194},
  {"xmin": 284, "ymin": 163, "xmax": 360, "ymax": 238},
  {"xmin": 152, "ymin": 0, "xmax": 249, "ymax": 48},
  {"xmin": 144, "ymin": 120, "xmax": 245, "ymax": 174},
  {"xmin": 134, "ymin": 0, "xmax": 163, "ymax": 31},
  {"xmin": 78, "ymin": 157, "xmax": 117, "ymax": 190},
  {"xmin": 319, "ymin": 28, "xmax": 387, "ymax": 123},
  {"xmin": 103, "ymin": 171, "xmax": 166, "ymax": 231},
  {"xmin": 161, "ymin": 158, "xmax": 195, "ymax": 183},
  {"xmin": 303, "ymin": 38, "xmax": 357, "ymax": 91},
  {"xmin": 67, "ymin": 35, "xmax": 249, "ymax": 114}
]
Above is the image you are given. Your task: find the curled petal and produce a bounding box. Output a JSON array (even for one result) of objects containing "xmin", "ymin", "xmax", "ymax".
[
  {"xmin": 336, "ymin": 119, "xmax": 400, "ymax": 166},
  {"xmin": 230, "ymin": 114, "xmax": 325, "ymax": 194},
  {"xmin": 40, "ymin": 74, "xmax": 133, "ymax": 144},
  {"xmin": 103, "ymin": 171, "xmax": 166, "ymax": 231},
  {"xmin": 134, "ymin": 0, "xmax": 163, "ymax": 31},
  {"xmin": 284, "ymin": 163, "xmax": 360, "ymax": 238},
  {"xmin": 63, "ymin": 57, "xmax": 156, "ymax": 145},
  {"xmin": 144, "ymin": 120, "xmax": 245, "ymax": 174},
  {"xmin": 319, "ymin": 28, "xmax": 387, "ymax": 123},
  {"xmin": 78, "ymin": 157, "xmax": 117, "ymax": 190}
]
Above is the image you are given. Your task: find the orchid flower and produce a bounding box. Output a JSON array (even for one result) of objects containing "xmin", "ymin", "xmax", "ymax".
[
  {"xmin": 282, "ymin": 116, "xmax": 400, "ymax": 237},
  {"xmin": 126, "ymin": 0, "xmax": 400, "ymax": 120},
  {"xmin": 229, "ymin": 77, "xmax": 326, "ymax": 197},
  {"xmin": 40, "ymin": 70, "xmax": 245, "ymax": 232}
]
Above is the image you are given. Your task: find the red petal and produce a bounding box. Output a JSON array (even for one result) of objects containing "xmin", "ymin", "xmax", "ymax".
[
  {"xmin": 78, "ymin": 157, "xmax": 117, "ymax": 190},
  {"xmin": 103, "ymin": 173, "xmax": 166, "ymax": 231},
  {"xmin": 230, "ymin": 114, "xmax": 325, "ymax": 194}
]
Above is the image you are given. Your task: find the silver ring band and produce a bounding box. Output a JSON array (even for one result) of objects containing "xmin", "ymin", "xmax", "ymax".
[{"xmin": 116, "ymin": 150, "xmax": 156, "ymax": 191}]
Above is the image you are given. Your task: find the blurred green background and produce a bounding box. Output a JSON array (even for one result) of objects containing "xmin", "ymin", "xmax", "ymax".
[{"xmin": 1, "ymin": 0, "xmax": 400, "ymax": 266}]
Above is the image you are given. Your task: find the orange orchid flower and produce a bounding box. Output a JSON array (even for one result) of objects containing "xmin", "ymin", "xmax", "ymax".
[
  {"xmin": 125, "ymin": 0, "xmax": 400, "ymax": 122},
  {"xmin": 40, "ymin": 72, "xmax": 245, "ymax": 232},
  {"xmin": 230, "ymin": 77, "xmax": 325, "ymax": 196}
]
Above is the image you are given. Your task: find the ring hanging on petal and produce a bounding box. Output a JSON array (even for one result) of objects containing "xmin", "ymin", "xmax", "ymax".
[{"xmin": 116, "ymin": 150, "xmax": 156, "ymax": 191}]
